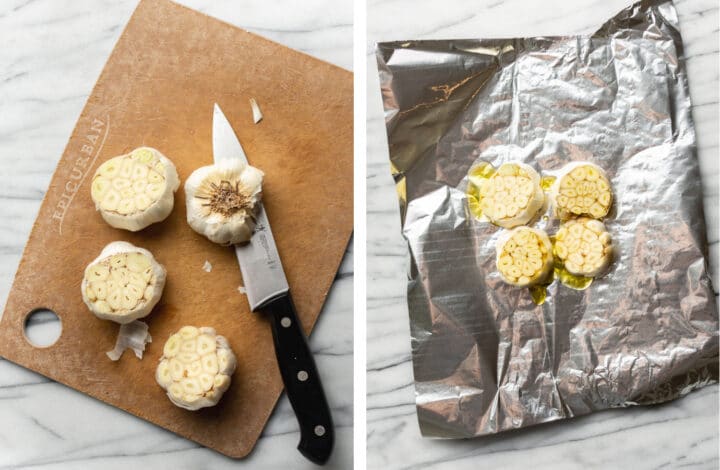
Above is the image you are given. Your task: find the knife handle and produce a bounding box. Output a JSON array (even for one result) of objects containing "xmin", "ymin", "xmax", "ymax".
[{"xmin": 263, "ymin": 294, "xmax": 334, "ymax": 465}]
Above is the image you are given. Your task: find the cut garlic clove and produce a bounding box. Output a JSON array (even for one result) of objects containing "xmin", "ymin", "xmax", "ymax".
[
  {"xmin": 197, "ymin": 334, "xmax": 216, "ymax": 355},
  {"xmin": 184, "ymin": 159, "xmax": 265, "ymax": 245},
  {"xmin": 180, "ymin": 339, "xmax": 197, "ymax": 353},
  {"xmin": 156, "ymin": 361, "xmax": 172, "ymax": 388},
  {"xmin": 199, "ymin": 373, "xmax": 215, "ymax": 392},
  {"xmin": 186, "ymin": 360, "xmax": 203, "ymax": 377},
  {"xmin": 551, "ymin": 162, "xmax": 613, "ymax": 220},
  {"xmin": 179, "ymin": 326, "xmax": 199, "ymax": 340},
  {"xmin": 554, "ymin": 217, "xmax": 614, "ymax": 277},
  {"xmin": 156, "ymin": 326, "xmax": 237, "ymax": 411},
  {"xmin": 169, "ymin": 358, "xmax": 184, "ymax": 381},
  {"xmin": 178, "ymin": 352, "xmax": 200, "ymax": 364},
  {"xmin": 86, "ymin": 281, "xmax": 107, "ymax": 300},
  {"xmin": 495, "ymin": 227, "xmax": 553, "ymax": 287},
  {"xmin": 163, "ymin": 334, "xmax": 181, "ymax": 358},
  {"xmin": 472, "ymin": 162, "xmax": 544, "ymax": 228},
  {"xmin": 81, "ymin": 241, "xmax": 166, "ymax": 324},
  {"xmin": 202, "ymin": 354, "xmax": 219, "ymax": 375},
  {"xmin": 90, "ymin": 147, "xmax": 180, "ymax": 232}
]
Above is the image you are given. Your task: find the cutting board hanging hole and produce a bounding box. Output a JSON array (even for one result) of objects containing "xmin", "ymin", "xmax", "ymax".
[{"xmin": 23, "ymin": 309, "xmax": 62, "ymax": 348}]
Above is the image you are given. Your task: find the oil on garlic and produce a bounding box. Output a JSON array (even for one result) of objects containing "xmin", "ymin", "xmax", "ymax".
[
  {"xmin": 470, "ymin": 162, "xmax": 544, "ymax": 228},
  {"xmin": 551, "ymin": 162, "xmax": 613, "ymax": 219},
  {"xmin": 554, "ymin": 217, "xmax": 614, "ymax": 277},
  {"xmin": 495, "ymin": 227, "xmax": 554, "ymax": 287}
]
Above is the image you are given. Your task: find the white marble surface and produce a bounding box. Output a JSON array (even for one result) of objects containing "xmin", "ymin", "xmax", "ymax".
[
  {"xmin": 366, "ymin": 0, "xmax": 719, "ymax": 469},
  {"xmin": 0, "ymin": 1, "xmax": 352, "ymax": 468}
]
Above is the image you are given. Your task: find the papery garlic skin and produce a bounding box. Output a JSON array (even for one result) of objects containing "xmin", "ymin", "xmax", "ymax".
[
  {"xmin": 81, "ymin": 241, "xmax": 166, "ymax": 324},
  {"xmin": 496, "ymin": 227, "xmax": 553, "ymax": 287},
  {"xmin": 184, "ymin": 160, "xmax": 264, "ymax": 245},
  {"xmin": 250, "ymin": 98, "xmax": 263, "ymax": 124},
  {"xmin": 91, "ymin": 147, "xmax": 180, "ymax": 231},
  {"xmin": 156, "ymin": 326, "xmax": 237, "ymax": 411},
  {"xmin": 555, "ymin": 218, "xmax": 613, "ymax": 277},
  {"xmin": 551, "ymin": 162, "xmax": 613, "ymax": 220},
  {"xmin": 106, "ymin": 320, "xmax": 152, "ymax": 361},
  {"xmin": 474, "ymin": 162, "xmax": 544, "ymax": 228}
]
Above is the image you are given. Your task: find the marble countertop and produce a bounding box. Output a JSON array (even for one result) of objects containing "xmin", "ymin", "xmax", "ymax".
[
  {"xmin": 0, "ymin": 1, "xmax": 352, "ymax": 468},
  {"xmin": 366, "ymin": 0, "xmax": 718, "ymax": 469}
]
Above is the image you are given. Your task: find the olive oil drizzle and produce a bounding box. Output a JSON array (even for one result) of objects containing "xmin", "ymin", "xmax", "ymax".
[
  {"xmin": 466, "ymin": 166, "xmax": 594, "ymax": 305},
  {"xmin": 466, "ymin": 162, "xmax": 496, "ymax": 220},
  {"xmin": 540, "ymin": 175, "xmax": 556, "ymax": 191}
]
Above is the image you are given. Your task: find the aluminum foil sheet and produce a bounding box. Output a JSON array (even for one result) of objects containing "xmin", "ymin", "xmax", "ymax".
[{"xmin": 376, "ymin": 0, "xmax": 718, "ymax": 438}]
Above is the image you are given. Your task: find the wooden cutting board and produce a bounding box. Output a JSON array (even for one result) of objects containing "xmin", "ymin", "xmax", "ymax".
[{"xmin": 0, "ymin": 0, "xmax": 352, "ymax": 459}]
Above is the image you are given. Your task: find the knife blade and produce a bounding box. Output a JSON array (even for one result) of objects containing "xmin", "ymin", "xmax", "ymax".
[
  {"xmin": 213, "ymin": 104, "xmax": 289, "ymax": 310},
  {"xmin": 212, "ymin": 103, "xmax": 334, "ymax": 465}
]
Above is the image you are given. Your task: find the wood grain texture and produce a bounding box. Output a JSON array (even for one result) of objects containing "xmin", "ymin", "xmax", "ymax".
[{"xmin": 0, "ymin": 0, "xmax": 352, "ymax": 459}]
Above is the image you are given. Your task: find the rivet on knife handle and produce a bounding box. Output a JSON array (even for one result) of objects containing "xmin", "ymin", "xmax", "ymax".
[{"xmin": 262, "ymin": 294, "xmax": 334, "ymax": 465}]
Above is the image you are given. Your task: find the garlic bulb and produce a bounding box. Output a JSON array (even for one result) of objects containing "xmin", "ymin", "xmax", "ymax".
[
  {"xmin": 551, "ymin": 162, "xmax": 612, "ymax": 219},
  {"xmin": 91, "ymin": 147, "xmax": 180, "ymax": 231},
  {"xmin": 554, "ymin": 217, "xmax": 613, "ymax": 277},
  {"xmin": 184, "ymin": 160, "xmax": 264, "ymax": 245},
  {"xmin": 496, "ymin": 227, "xmax": 553, "ymax": 287},
  {"xmin": 156, "ymin": 326, "xmax": 237, "ymax": 411},
  {"xmin": 473, "ymin": 162, "xmax": 544, "ymax": 228},
  {"xmin": 81, "ymin": 241, "xmax": 166, "ymax": 324}
]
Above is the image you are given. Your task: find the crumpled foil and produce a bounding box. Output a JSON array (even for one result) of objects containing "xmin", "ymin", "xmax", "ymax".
[{"xmin": 376, "ymin": 0, "xmax": 719, "ymax": 438}]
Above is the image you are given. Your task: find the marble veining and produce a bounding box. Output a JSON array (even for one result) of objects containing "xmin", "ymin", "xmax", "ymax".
[
  {"xmin": 367, "ymin": 0, "xmax": 718, "ymax": 468},
  {"xmin": 0, "ymin": 0, "xmax": 352, "ymax": 468}
]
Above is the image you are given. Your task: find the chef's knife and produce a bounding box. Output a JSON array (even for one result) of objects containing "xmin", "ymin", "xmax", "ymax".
[{"xmin": 212, "ymin": 103, "xmax": 334, "ymax": 465}]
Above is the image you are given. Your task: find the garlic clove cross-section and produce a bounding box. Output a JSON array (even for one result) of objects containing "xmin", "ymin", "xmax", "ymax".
[
  {"xmin": 184, "ymin": 160, "xmax": 264, "ymax": 245},
  {"xmin": 81, "ymin": 241, "xmax": 166, "ymax": 324},
  {"xmin": 91, "ymin": 147, "xmax": 180, "ymax": 231},
  {"xmin": 475, "ymin": 162, "xmax": 544, "ymax": 228},
  {"xmin": 554, "ymin": 217, "xmax": 613, "ymax": 277},
  {"xmin": 496, "ymin": 227, "xmax": 554, "ymax": 287},
  {"xmin": 156, "ymin": 326, "xmax": 237, "ymax": 410},
  {"xmin": 551, "ymin": 162, "xmax": 613, "ymax": 219}
]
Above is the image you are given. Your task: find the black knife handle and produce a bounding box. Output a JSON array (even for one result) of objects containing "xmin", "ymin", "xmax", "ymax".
[{"xmin": 262, "ymin": 294, "xmax": 334, "ymax": 465}]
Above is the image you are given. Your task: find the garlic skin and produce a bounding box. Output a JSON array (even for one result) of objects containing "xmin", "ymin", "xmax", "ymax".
[
  {"xmin": 106, "ymin": 320, "xmax": 152, "ymax": 361},
  {"xmin": 554, "ymin": 218, "xmax": 613, "ymax": 277},
  {"xmin": 551, "ymin": 162, "xmax": 613, "ymax": 220},
  {"xmin": 184, "ymin": 160, "xmax": 264, "ymax": 245},
  {"xmin": 156, "ymin": 326, "xmax": 237, "ymax": 411},
  {"xmin": 473, "ymin": 162, "xmax": 544, "ymax": 228},
  {"xmin": 81, "ymin": 241, "xmax": 166, "ymax": 324},
  {"xmin": 90, "ymin": 147, "xmax": 180, "ymax": 232},
  {"xmin": 495, "ymin": 227, "xmax": 554, "ymax": 287}
]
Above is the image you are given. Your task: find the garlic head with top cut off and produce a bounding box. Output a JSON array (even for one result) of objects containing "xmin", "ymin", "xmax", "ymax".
[
  {"xmin": 473, "ymin": 162, "xmax": 544, "ymax": 228},
  {"xmin": 81, "ymin": 241, "xmax": 166, "ymax": 324},
  {"xmin": 551, "ymin": 162, "xmax": 613, "ymax": 219},
  {"xmin": 554, "ymin": 217, "xmax": 613, "ymax": 277},
  {"xmin": 156, "ymin": 326, "xmax": 237, "ymax": 410},
  {"xmin": 495, "ymin": 227, "xmax": 554, "ymax": 287},
  {"xmin": 184, "ymin": 160, "xmax": 264, "ymax": 245},
  {"xmin": 91, "ymin": 147, "xmax": 180, "ymax": 231}
]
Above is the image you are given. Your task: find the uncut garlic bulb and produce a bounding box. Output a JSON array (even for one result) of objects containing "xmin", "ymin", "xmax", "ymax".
[
  {"xmin": 551, "ymin": 162, "xmax": 612, "ymax": 220},
  {"xmin": 90, "ymin": 147, "xmax": 180, "ymax": 231},
  {"xmin": 185, "ymin": 160, "xmax": 264, "ymax": 245},
  {"xmin": 495, "ymin": 227, "xmax": 554, "ymax": 287},
  {"xmin": 156, "ymin": 326, "xmax": 237, "ymax": 411},
  {"xmin": 473, "ymin": 162, "xmax": 544, "ymax": 228},
  {"xmin": 81, "ymin": 241, "xmax": 166, "ymax": 324},
  {"xmin": 554, "ymin": 217, "xmax": 613, "ymax": 277}
]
